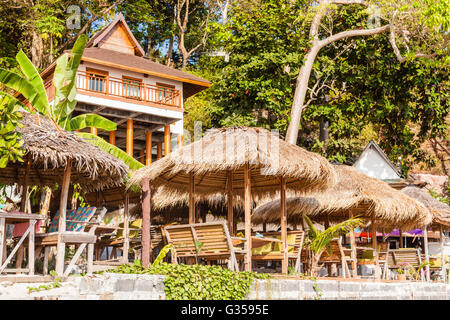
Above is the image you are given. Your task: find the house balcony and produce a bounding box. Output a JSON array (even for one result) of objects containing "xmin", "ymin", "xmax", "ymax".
[{"xmin": 75, "ymin": 71, "xmax": 182, "ymax": 109}]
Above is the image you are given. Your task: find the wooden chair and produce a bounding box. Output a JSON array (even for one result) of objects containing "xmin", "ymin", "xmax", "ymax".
[
  {"xmin": 317, "ymin": 238, "xmax": 357, "ymax": 278},
  {"xmin": 388, "ymin": 248, "xmax": 424, "ymax": 280},
  {"xmin": 32, "ymin": 207, "xmax": 98, "ymax": 276},
  {"xmin": 164, "ymin": 221, "xmax": 247, "ymax": 271},
  {"xmin": 251, "ymin": 230, "xmax": 305, "ymax": 273}
]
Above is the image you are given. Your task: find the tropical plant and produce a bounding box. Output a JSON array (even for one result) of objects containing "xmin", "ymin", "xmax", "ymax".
[
  {"xmin": 0, "ymin": 94, "xmax": 25, "ymax": 168},
  {"xmin": 0, "ymin": 35, "xmax": 143, "ymax": 171},
  {"xmin": 303, "ymin": 215, "xmax": 363, "ymax": 276}
]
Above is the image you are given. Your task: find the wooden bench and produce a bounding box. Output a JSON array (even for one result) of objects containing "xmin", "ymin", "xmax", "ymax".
[
  {"xmin": 314, "ymin": 238, "xmax": 356, "ymax": 278},
  {"xmin": 251, "ymin": 230, "xmax": 304, "ymax": 273},
  {"xmin": 164, "ymin": 221, "xmax": 247, "ymax": 271}
]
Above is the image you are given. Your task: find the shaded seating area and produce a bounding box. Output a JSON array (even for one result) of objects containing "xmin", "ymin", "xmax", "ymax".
[
  {"xmin": 0, "ymin": 112, "xmax": 128, "ymax": 277},
  {"xmin": 129, "ymin": 127, "xmax": 336, "ymax": 273}
]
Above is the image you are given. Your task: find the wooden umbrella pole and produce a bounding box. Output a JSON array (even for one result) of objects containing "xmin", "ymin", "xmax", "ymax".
[
  {"xmin": 371, "ymin": 218, "xmax": 380, "ymax": 279},
  {"xmin": 56, "ymin": 160, "xmax": 72, "ymax": 276},
  {"xmin": 141, "ymin": 178, "xmax": 151, "ymax": 267},
  {"xmin": 227, "ymin": 171, "xmax": 233, "ymax": 235},
  {"xmin": 440, "ymin": 226, "xmax": 447, "ymax": 283},
  {"xmin": 244, "ymin": 164, "xmax": 252, "ymax": 272},
  {"xmin": 423, "ymin": 226, "xmax": 430, "ymax": 281},
  {"xmin": 280, "ymin": 177, "xmax": 288, "ymax": 274},
  {"xmin": 122, "ymin": 192, "xmax": 130, "ymax": 264},
  {"xmin": 20, "ymin": 157, "xmax": 31, "ymax": 212},
  {"xmin": 189, "ymin": 173, "xmax": 196, "ymax": 224},
  {"xmin": 348, "ymin": 210, "xmax": 358, "ymax": 278}
]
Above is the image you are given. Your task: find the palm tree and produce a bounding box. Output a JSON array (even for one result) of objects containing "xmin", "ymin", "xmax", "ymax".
[
  {"xmin": 303, "ymin": 215, "xmax": 363, "ymax": 277},
  {"xmin": 0, "ymin": 35, "xmax": 143, "ymax": 171}
]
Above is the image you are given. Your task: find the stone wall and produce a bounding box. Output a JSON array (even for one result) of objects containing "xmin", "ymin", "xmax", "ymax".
[{"xmin": 0, "ymin": 274, "xmax": 449, "ymax": 300}]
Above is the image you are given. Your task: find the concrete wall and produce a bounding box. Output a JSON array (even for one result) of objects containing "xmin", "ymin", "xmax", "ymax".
[{"xmin": 1, "ymin": 274, "xmax": 449, "ymax": 300}]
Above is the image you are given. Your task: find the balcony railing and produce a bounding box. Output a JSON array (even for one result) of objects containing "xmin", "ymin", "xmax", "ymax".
[{"xmin": 76, "ymin": 71, "xmax": 182, "ymax": 108}]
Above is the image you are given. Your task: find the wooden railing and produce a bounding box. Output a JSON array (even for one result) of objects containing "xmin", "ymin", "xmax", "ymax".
[{"xmin": 76, "ymin": 71, "xmax": 182, "ymax": 108}]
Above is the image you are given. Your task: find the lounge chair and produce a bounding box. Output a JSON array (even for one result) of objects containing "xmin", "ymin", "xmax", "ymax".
[
  {"xmin": 388, "ymin": 248, "xmax": 424, "ymax": 280},
  {"xmin": 317, "ymin": 238, "xmax": 357, "ymax": 278},
  {"xmin": 251, "ymin": 230, "xmax": 304, "ymax": 273},
  {"xmin": 164, "ymin": 221, "xmax": 247, "ymax": 271}
]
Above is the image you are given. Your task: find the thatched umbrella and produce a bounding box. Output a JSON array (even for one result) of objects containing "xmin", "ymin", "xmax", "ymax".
[
  {"xmin": 0, "ymin": 112, "xmax": 128, "ymax": 275},
  {"xmin": 129, "ymin": 127, "xmax": 336, "ymax": 272},
  {"xmin": 401, "ymin": 186, "xmax": 450, "ymax": 281},
  {"xmin": 251, "ymin": 165, "xmax": 432, "ymax": 278}
]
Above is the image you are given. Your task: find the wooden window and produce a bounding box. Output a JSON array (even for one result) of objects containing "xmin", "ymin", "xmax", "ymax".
[
  {"xmin": 86, "ymin": 68, "xmax": 108, "ymax": 93},
  {"xmin": 156, "ymin": 82, "xmax": 176, "ymax": 105},
  {"xmin": 123, "ymin": 76, "xmax": 142, "ymax": 100}
]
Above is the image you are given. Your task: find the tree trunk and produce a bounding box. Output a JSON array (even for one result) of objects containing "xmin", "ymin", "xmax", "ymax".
[
  {"xmin": 166, "ymin": 35, "xmax": 174, "ymax": 66},
  {"xmin": 319, "ymin": 117, "xmax": 329, "ymax": 142},
  {"xmin": 31, "ymin": 29, "xmax": 44, "ymax": 69},
  {"xmin": 311, "ymin": 251, "xmax": 324, "ymax": 277}
]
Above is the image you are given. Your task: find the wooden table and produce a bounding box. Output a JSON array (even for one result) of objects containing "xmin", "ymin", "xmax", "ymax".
[{"xmin": 0, "ymin": 211, "xmax": 47, "ymax": 275}]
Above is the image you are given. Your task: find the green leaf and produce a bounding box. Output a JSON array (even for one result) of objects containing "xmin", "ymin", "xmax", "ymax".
[{"xmin": 68, "ymin": 113, "xmax": 117, "ymax": 131}]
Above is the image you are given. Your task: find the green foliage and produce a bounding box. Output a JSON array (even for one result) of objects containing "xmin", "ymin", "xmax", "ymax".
[
  {"xmin": 106, "ymin": 245, "xmax": 270, "ymax": 300},
  {"xmin": 27, "ymin": 270, "xmax": 62, "ymax": 294},
  {"xmin": 0, "ymin": 95, "xmax": 25, "ymax": 168}
]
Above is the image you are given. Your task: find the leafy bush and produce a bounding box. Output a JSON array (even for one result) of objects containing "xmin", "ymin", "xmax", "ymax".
[{"xmin": 104, "ymin": 245, "xmax": 270, "ymax": 300}]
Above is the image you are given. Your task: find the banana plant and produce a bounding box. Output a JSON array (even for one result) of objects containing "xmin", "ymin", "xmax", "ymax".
[
  {"xmin": 303, "ymin": 215, "xmax": 363, "ymax": 277},
  {"xmin": 0, "ymin": 35, "xmax": 143, "ymax": 170}
]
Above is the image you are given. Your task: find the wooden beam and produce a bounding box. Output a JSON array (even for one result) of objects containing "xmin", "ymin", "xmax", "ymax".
[
  {"xmin": 280, "ymin": 177, "xmax": 288, "ymax": 274},
  {"xmin": 90, "ymin": 127, "xmax": 98, "ymax": 135},
  {"xmin": 126, "ymin": 119, "xmax": 133, "ymax": 157},
  {"xmin": 423, "ymin": 226, "xmax": 430, "ymax": 281},
  {"xmin": 141, "ymin": 178, "xmax": 151, "ymax": 267},
  {"xmin": 440, "ymin": 226, "xmax": 447, "ymax": 283},
  {"xmin": 189, "ymin": 174, "xmax": 195, "ymax": 224},
  {"xmin": 157, "ymin": 142, "xmax": 162, "ymax": 160},
  {"xmin": 56, "ymin": 160, "xmax": 72, "ymax": 276},
  {"xmin": 227, "ymin": 171, "xmax": 233, "ymax": 235},
  {"xmin": 146, "ymin": 131, "xmax": 152, "ymax": 165},
  {"xmin": 371, "ymin": 219, "xmax": 380, "ymax": 279},
  {"xmin": 177, "ymin": 134, "xmax": 183, "ymax": 149},
  {"xmin": 164, "ymin": 125, "xmax": 171, "ymax": 156},
  {"xmin": 348, "ymin": 210, "xmax": 358, "ymax": 278},
  {"xmin": 244, "ymin": 164, "xmax": 252, "ymax": 272},
  {"xmin": 20, "ymin": 158, "xmax": 31, "ymax": 212},
  {"xmin": 109, "ymin": 131, "xmax": 116, "ymax": 145},
  {"xmin": 139, "ymin": 149, "xmax": 145, "ymax": 164},
  {"xmin": 122, "ymin": 193, "xmax": 130, "ymax": 264}
]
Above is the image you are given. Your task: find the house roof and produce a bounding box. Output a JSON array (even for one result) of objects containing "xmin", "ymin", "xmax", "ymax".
[{"xmin": 353, "ymin": 140, "xmax": 403, "ymax": 179}]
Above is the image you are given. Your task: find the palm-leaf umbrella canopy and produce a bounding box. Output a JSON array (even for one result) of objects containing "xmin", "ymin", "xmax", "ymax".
[
  {"xmin": 0, "ymin": 112, "xmax": 128, "ymax": 192},
  {"xmin": 252, "ymin": 165, "xmax": 432, "ymax": 230},
  {"xmin": 129, "ymin": 127, "xmax": 336, "ymax": 197},
  {"xmin": 401, "ymin": 186, "xmax": 450, "ymax": 229}
]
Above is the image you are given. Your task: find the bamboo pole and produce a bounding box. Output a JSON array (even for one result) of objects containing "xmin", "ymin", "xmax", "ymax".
[
  {"xmin": 189, "ymin": 173, "xmax": 195, "ymax": 224},
  {"xmin": 440, "ymin": 226, "xmax": 447, "ymax": 283},
  {"xmin": 141, "ymin": 178, "xmax": 151, "ymax": 267},
  {"xmin": 244, "ymin": 164, "xmax": 252, "ymax": 272},
  {"xmin": 348, "ymin": 210, "xmax": 358, "ymax": 278},
  {"xmin": 227, "ymin": 171, "xmax": 233, "ymax": 235},
  {"xmin": 371, "ymin": 219, "xmax": 380, "ymax": 279},
  {"xmin": 56, "ymin": 160, "xmax": 72, "ymax": 276},
  {"xmin": 145, "ymin": 131, "xmax": 152, "ymax": 165},
  {"xmin": 423, "ymin": 226, "xmax": 430, "ymax": 281},
  {"xmin": 280, "ymin": 177, "xmax": 288, "ymax": 274},
  {"xmin": 122, "ymin": 192, "xmax": 130, "ymax": 264}
]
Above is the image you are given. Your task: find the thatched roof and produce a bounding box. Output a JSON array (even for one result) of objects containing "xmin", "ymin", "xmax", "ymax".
[
  {"xmin": 252, "ymin": 165, "xmax": 432, "ymax": 230},
  {"xmin": 0, "ymin": 112, "xmax": 128, "ymax": 192},
  {"xmin": 401, "ymin": 186, "xmax": 450, "ymax": 229},
  {"xmin": 129, "ymin": 127, "xmax": 336, "ymax": 198}
]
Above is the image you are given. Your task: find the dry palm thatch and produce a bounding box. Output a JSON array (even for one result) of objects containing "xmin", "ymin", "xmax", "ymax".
[
  {"xmin": 401, "ymin": 186, "xmax": 450, "ymax": 229},
  {"xmin": 128, "ymin": 127, "xmax": 336, "ymax": 198},
  {"xmin": 0, "ymin": 112, "xmax": 128, "ymax": 192},
  {"xmin": 252, "ymin": 165, "xmax": 432, "ymax": 230}
]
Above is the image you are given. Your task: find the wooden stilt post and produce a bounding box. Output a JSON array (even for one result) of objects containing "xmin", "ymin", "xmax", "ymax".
[
  {"xmin": 348, "ymin": 210, "xmax": 358, "ymax": 278},
  {"xmin": 109, "ymin": 131, "xmax": 116, "ymax": 145},
  {"xmin": 244, "ymin": 164, "xmax": 252, "ymax": 272},
  {"xmin": 122, "ymin": 193, "xmax": 130, "ymax": 264},
  {"xmin": 141, "ymin": 178, "xmax": 151, "ymax": 267},
  {"xmin": 189, "ymin": 173, "xmax": 195, "ymax": 224},
  {"xmin": 126, "ymin": 119, "xmax": 133, "ymax": 157},
  {"xmin": 157, "ymin": 142, "xmax": 162, "ymax": 160},
  {"xmin": 164, "ymin": 125, "xmax": 171, "ymax": 156},
  {"xmin": 145, "ymin": 131, "xmax": 152, "ymax": 166},
  {"xmin": 372, "ymin": 218, "xmax": 380, "ymax": 279},
  {"xmin": 280, "ymin": 177, "xmax": 288, "ymax": 274},
  {"xmin": 16, "ymin": 158, "xmax": 31, "ymax": 270},
  {"xmin": 139, "ymin": 150, "xmax": 145, "ymax": 164},
  {"xmin": 423, "ymin": 226, "xmax": 430, "ymax": 281},
  {"xmin": 56, "ymin": 160, "xmax": 72, "ymax": 276},
  {"xmin": 227, "ymin": 171, "xmax": 233, "ymax": 235},
  {"xmin": 440, "ymin": 226, "xmax": 447, "ymax": 283},
  {"xmin": 90, "ymin": 127, "xmax": 97, "ymax": 136},
  {"xmin": 177, "ymin": 134, "xmax": 183, "ymax": 149},
  {"xmin": 399, "ymin": 228, "xmax": 404, "ymax": 248}
]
